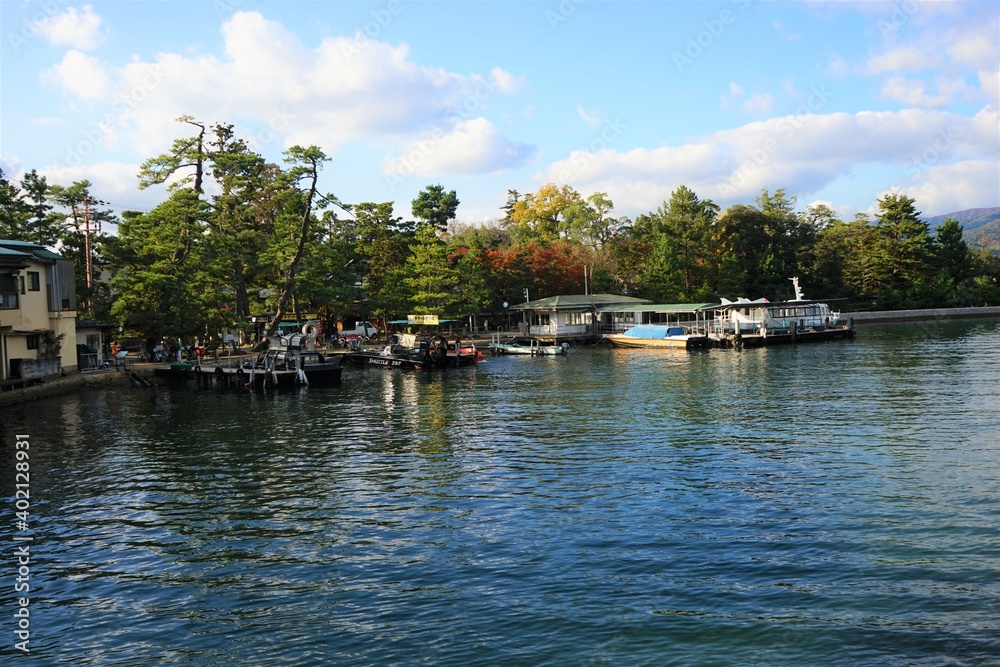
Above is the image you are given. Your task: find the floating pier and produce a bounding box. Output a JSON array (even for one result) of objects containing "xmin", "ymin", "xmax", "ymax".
[
  {"xmin": 154, "ymin": 362, "xmax": 340, "ymax": 390},
  {"xmin": 710, "ymin": 322, "xmax": 856, "ymax": 349}
]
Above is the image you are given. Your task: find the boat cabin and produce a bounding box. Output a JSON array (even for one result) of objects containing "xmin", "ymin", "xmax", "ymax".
[
  {"xmin": 703, "ymin": 299, "xmax": 841, "ymax": 336},
  {"xmin": 596, "ymin": 303, "xmax": 715, "ymax": 335}
]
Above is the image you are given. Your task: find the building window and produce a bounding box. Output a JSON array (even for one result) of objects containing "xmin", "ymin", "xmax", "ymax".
[
  {"xmin": 26, "ymin": 335, "xmax": 40, "ymax": 350},
  {"xmin": 27, "ymin": 271, "xmax": 40, "ymax": 291},
  {"xmin": 0, "ymin": 275, "xmax": 18, "ymax": 309}
]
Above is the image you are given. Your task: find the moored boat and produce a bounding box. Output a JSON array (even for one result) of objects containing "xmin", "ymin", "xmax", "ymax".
[
  {"xmin": 156, "ymin": 332, "xmax": 342, "ymax": 389},
  {"xmin": 705, "ymin": 278, "xmax": 855, "ymax": 347},
  {"xmin": 489, "ymin": 335, "xmax": 569, "ymax": 356},
  {"xmin": 342, "ymin": 334, "xmax": 479, "ymax": 369},
  {"xmin": 604, "ymin": 325, "xmax": 710, "ymax": 349},
  {"xmin": 251, "ymin": 333, "xmax": 343, "ymax": 384}
]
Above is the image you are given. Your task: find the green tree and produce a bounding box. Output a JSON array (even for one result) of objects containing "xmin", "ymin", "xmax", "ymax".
[
  {"xmin": 604, "ymin": 228, "xmax": 649, "ymax": 296},
  {"xmin": 404, "ymin": 222, "xmax": 461, "ymax": 314},
  {"xmin": 0, "ymin": 168, "xmax": 32, "ymax": 241},
  {"xmin": 935, "ymin": 218, "xmax": 971, "ymax": 284},
  {"xmin": 107, "ymin": 189, "xmax": 224, "ymax": 343},
  {"xmin": 934, "ymin": 218, "xmax": 975, "ymax": 306},
  {"xmin": 509, "ymin": 183, "xmax": 583, "ymax": 242},
  {"xmin": 801, "ymin": 220, "xmax": 849, "ymax": 301},
  {"xmin": 839, "ymin": 214, "xmax": 885, "ymax": 304},
  {"xmin": 352, "ymin": 201, "xmax": 413, "ymax": 323},
  {"xmin": 563, "ymin": 192, "xmax": 625, "ymax": 249},
  {"xmin": 639, "ymin": 232, "xmax": 685, "ymax": 301},
  {"xmin": 48, "ymin": 180, "xmax": 116, "ymax": 316},
  {"xmin": 449, "ymin": 242, "xmax": 493, "ymax": 320},
  {"xmin": 0, "ymin": 168, "xmax": 66, "ymax": 247},
  {"xmin": 262, "ymin": 146, "xmax": 332, "ymax": 339},
  {"xmin": 20, "ymin": 170, "xmax": 63, "ymax": 247},
  {"xmin": 138, "ymin": 116, "xmax": 208, "ymax": 194},
  {"xmin": 969, "ymin": 249, "xmax": 1000, "ymax": 306},
  {"xmin": 798, "ymin": 204, "xmax": 846, "ymax": 299},
  {"xmin": 207, "ymin": 123, "xmax": 282, "ymax": 321},
  {"xmin": 873, "ymin": 193, "xmax": 934, "ymax": 306},
  {"xmin": 713, "ymin": 204, "xmax": 773, "ymax": 297},
  {"xmin": 412, "ymin": 184, "xmax": 459, "ymax": 234},
  {"xmin": 661, "ymin": 185, "xmax": 717, "ymax": 299}
]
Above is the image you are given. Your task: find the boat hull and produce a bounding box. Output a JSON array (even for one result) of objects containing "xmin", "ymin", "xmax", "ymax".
[
  {"xmin": 713, "ymin": 325, "xmax": 856, "ymax": 348},
  {"xmin": 490, "ymin": 344, "xmax": 565, "ymax": 356},
  {"xmin": 342, "ymin": 352, "xmax": 428, "ymax": 369},
  {"xmin": 604, "ymin": 334, "xmax": 710, "ymax": 349}
]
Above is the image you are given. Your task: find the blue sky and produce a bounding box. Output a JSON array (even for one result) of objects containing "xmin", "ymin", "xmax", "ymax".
[{"xmin": 1, "ymin": 0, "xmax": 998, "ymax": 225}]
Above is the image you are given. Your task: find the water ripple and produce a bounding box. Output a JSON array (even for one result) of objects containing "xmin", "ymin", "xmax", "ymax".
[{"xmin": 1, "ymin": 320, "xmax": 998, "ymax": 665}]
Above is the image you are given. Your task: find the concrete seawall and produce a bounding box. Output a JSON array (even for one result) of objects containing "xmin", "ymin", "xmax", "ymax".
[{"xmin": 843, "ymin": 306, "xmax": 1000, "ymax": 324}]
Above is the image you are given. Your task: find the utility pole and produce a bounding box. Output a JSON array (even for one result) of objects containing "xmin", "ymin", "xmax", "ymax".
[{"xmin": 81, "ymin": 196, "xmax": 106, "ymax": 316}]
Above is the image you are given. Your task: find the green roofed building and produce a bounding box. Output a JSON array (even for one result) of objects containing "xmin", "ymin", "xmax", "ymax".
[{"xmin": 507, "ymin": 293, "xmax": 651, "ymax": 343}]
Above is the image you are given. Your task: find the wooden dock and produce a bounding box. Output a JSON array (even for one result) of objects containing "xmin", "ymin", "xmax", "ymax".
[{"xmin": 154, "ymin": 363, "xmax": 341, "ymax": 390}]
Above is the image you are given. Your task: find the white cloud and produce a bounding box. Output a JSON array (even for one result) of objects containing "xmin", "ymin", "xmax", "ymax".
[
  {"xmin": 720, "ymin": 81, "xmax": 744, "ymax": 111},
  {"xmin": 39, "ymin": 11, "xmax": 525, "ymax": 166},
  {"xmin": 897, "ymin": 160, "xmax": 1000, "ymax": 215},
  {"xmin": 825, "ymin": 53, "xmax": 850, "ymax": 78},
  {"xmin": 742, "ymin": 93, "xmax": 775, "ymax": 115},
  {"xmin": 880, "ymin": 75, "xmax": 976, "ymax": 108},
  {"xmin": 721, "ymin": 83, "xmax": 773, "ymax": 115},
  {"xmin": 980, "ymin": 67, "xmax": 1000, "ymax": 106},
  {"xmin": 31, "ymin": 5, "xmax": 105, "ymax": 50},
  {"xmin": 865, "ymin": 46, "xmax": 935, "ymax": 74},
  {"xmin": 40, "ymin": 50, "xmax": 109, "ymax": 100},
  {"xmin": 38, "ymin": 161, "xmax": 146, "ymax": 209},
  {"xmin": 539, "ymin": 107, "xmax": 1000, "ymax": 216},
  {"xmin": 861, "ymin": 12, "xmax": 998, "ymax": 106},
  {"xmin": 945, "ymin": 23, "xmax": 999, "ymax": 70},
  {"xmin": 490, "ymin": 67, "xmax": 524, "ymax": 94},
  {"xmin": 382, "ymin": 117, "xmax": 536, "ymax": 178},
  {"xmin": 577, "ymin": 105, "xmax": 601, "ymax": 130}
]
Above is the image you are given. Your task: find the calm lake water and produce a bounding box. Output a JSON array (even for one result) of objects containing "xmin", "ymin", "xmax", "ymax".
[{"xmin": 2, "ymin": 320, "xmax": 999, "ymax": 666}]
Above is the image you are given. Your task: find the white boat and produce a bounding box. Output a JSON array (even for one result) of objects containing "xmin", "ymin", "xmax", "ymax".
[
  {"xmin": 604, "ymin": 324, "xmax": 709, "ymax": 349},
  {"xmin": 705, "ymin": 278, "xmax": 855, "ymax": 347},
  {"xmin": 489, "ymin": 335, "xmax": 569, "ymax": 356}
]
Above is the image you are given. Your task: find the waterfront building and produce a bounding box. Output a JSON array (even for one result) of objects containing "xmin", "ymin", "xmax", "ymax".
[
  {"xmin": 508, "ymin": 293, "xmax": 651, "ymax": 344},
  {"xmin": 0, "ymin": 239, "xmax": 77, "ymax": 382}
]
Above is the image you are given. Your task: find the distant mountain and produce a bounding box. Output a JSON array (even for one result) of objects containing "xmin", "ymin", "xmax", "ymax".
[
  {"xmin": 923, "ymin": 207, "xmax": 1000, "ymax": 253},
  {"xmin": 965, "ymin": 220, "xmax": 1000, "ymax": 254},
  {"xmin": 924, "ymin": 207, "xmax": 1000, "ymax": 232}
]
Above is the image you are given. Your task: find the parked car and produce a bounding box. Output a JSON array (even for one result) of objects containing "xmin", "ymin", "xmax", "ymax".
[{"xmin": 337, "ymin": 321, "xmax": 379, "ymax": 341}]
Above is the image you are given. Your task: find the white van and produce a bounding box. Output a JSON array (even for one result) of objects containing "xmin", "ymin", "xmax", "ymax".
[{"xmin": 337, "ymin": 321, "xmax": 379, "ymax": 341}]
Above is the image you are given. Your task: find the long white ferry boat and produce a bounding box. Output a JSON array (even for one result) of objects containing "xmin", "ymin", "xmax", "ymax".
[{"xmin": 705, "ymin": 278, "xmax": 855, "ymax": 347}]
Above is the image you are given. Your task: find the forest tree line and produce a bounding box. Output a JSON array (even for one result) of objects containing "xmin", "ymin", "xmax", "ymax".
[{"xmin": 2, "ymin": 118, "xmax": 999, "ymax": 345}]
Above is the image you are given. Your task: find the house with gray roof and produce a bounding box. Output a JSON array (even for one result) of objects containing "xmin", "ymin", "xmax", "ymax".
[{"xmin": 0, "ymin": 240, "xmax": 77, "ymax": 382}]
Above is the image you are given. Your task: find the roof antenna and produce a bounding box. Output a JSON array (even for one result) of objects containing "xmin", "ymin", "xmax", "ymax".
[{"xmin": 790, "ymin": 277, "xmax": 805, "ymax": 301}]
